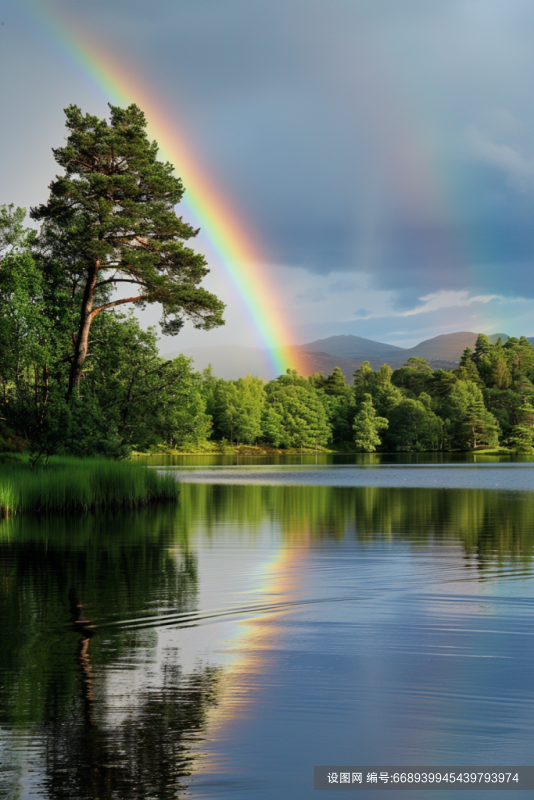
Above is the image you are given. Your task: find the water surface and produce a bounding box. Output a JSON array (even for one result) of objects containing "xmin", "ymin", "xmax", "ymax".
[{"xmin": 1, "ymin": 461, "xmax": 533, "ymax": 798}]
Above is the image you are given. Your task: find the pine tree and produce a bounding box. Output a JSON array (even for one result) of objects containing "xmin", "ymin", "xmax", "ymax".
[
  {"xmin": 324, "ymin": 366, "xmax": 348, "ymax": 396},
  {"xmin": 378, "ymin": 363, "xmax": 392, "ymax": 385},
  {"xmin": 509, "ymin": 403, "xmax": 534, "ymax": 453},
  {"xmin": 353, "ymin": 393, "xmax": 388, "ymax": 452},
  {"xmin": 492, "ymin": 358, "xmax": 512, "ymax": 390},
  {"xmin": 353, "ymin": 361, "xmax": 374, "ymax": 392},
  {"xmin": 459, "ymin": 347, "xmax": 474, "ymax": 367},
  {"xmin": 31, "ymin": 104, "xmax": 225, "ymax": 396},
  {"xmin": 457, "ymin": 359, "xmax": 482, "ymax": 385},
  {"xmin": 473, "ymin": 333, "xmax": 491, "ymax": 363},
  {"xmin": 463, "ymin": 394, "xmax": 500, "ymax": 449}
]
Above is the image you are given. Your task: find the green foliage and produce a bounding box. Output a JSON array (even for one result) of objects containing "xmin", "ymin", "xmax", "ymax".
[
  {"xmin": 459, "ymin": 347, "xmax": 473, "ymax": 367},
  {"xmin": 473, "ymin": 333, "xmax": 491, "ymax": 363},
  {"xmin": 1, "ymin": 291, "xmax": 208, "ymax": 459},
  {"xmin": 353, "ymin": 393, "xmax": 388, "ymax": 452},
  {"xmin": 353, "ymin": 360, "xmax": 375, "ymax": 398},
  {"xmin": 0, "ymin": 211, "xmax": 60, "ymax": 432},
  {"xmin": 308, "ymin": 372, "xmax": 327, "ymax": 390},
  {"xmin": 509, "ymin": 403, "xmax": 534, "ymax": 453},
  {"xmin": 31, "ymin": 103, "xmax": 224, "ymax": 394},
  {"xmin": 212, "ymin": 375, "xmax": 265, "ymax": 444},
  {"xmin": 391, "ymin": 358, "xmax": 433, "ymax": 397},
  {"xmin": 76, "ymin": 313, "xmax": 210, "ymax": 454},
  {"xmin": 492, "ymin": 356, "xmax": 512, "ymax": 389},
  {"xmin": 483, "ymin": 388, "xmax": 524, "ymax": 441},
  {"xmin": 386, "ymin": 397, "xmax": 443, "ymax": 452},
  {"xmin": 378, "ymin": 363, "xmax": 393, "ymax": 384},
  {"xmin": 323, "ymin": 366, "xmax": 349, "ymax": 396},
  {"xmin": 431, "ymin": 369, "xmax": 458, "ymax": 399},
  {"xmin": 442, "ymin": 380, "xmax": 500, "ymax": 449},
  {"xmin": 457, "ymin": 359, "xmax": 482, "ymax": 385},
  {"xmin": 263, "ymin": 371, "xmax": 331, "ymax": 448},
  {"xmin": 323, "ymin": 392, "xmax": 357, "ymax": 443}
]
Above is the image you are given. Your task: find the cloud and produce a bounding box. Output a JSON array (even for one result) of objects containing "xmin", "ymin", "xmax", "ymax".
[
  {"xmin": 346, "ymin": 289, "xmax": 529, "ymax": 322},
  {"xmin": 8, "ymin": 0, "xmax": 534, "ymax": 346},
  {"xmin": 397, "ymin": 289, "xmax": 500, "ymax": 317},
  {"xmin": 293, "ymin": 288, "xmax": 326, "ymax": 304},
  {"xmin": 464, "ymin": 123, "xmax": 534, "ymax": 191},
  {"xmin": 329, "ymin": 279, "xmax": 359, "ymax": 293}
]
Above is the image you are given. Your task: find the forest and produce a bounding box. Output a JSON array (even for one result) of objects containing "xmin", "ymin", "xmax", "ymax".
[
  {"xmin": 2, "ymin": 237, "xmax": 534, "ymax": 457},
  {"xmin": 196, "ymin": 336, "xmax": 534, "ymax": 454},
  {"xmin": 2, "ymin": 103, "xmax": 534, "ymax": 459}
]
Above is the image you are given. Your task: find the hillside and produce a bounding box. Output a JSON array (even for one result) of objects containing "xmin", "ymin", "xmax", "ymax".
[
  {"xmin": 399, "ymin": 332, "xmax": 509, "ymax": 365},
  {"xmin": 299, "ymin": 335, "xmax": 404, "ymax": 361},
  {"xmin": 163, "ymin": 344, "xmax": 366, "ymax": 381},
  {"xmin": 163, "ymin": 331, "xmax": 513, "ymax": 382},
  {"xmin": 301, "ymin": 332, "xmax": 510, "ymax": 367}
]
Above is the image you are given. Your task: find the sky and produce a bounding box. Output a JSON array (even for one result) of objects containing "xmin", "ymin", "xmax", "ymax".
[{"xmin": 2, "ymin": 0, "xmax": 534, "ymax": 349}]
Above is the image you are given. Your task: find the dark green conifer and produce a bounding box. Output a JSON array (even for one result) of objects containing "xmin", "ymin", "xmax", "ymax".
[
  {"xmin": 31, "ymin": 104, "xmax": 225, "ymax": 396},
  {"xmin": 473, "ymin": 333, "xmax": 491, "ymax": 363},
  {"xmin": 324, "ymin": 366, "xmax": 348, "ymax": 396}
]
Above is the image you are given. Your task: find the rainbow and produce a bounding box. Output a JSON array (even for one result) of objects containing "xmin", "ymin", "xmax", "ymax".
[{"xmin": 25, "ymin": 1, "xmax": 308, "ymax": 377}]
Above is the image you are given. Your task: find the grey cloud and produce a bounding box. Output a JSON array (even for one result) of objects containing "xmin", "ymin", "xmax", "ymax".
[
  {"xmin": 330, "ymin": 279, "xmax": 359, "ymax": 292},
  {"xmin": 293, "ymin": 288, "xmax": 326, "ymax": 304},
  {"xmin": 6, "ymin": 0, "xmax": 534, "ymax": 334},
  {"xmin": 464, "ymin": 124, "xmax": 534, "ymax": 191}
]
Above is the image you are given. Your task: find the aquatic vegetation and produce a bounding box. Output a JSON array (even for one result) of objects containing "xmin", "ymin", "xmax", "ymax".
[{"xmin": 0, "ymin": 458, "xmax": 179, "ymax": 516}]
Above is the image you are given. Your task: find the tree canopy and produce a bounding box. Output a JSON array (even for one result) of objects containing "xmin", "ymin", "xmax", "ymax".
[{"xmin": 31, "ymin": 103, "xmax": 225, "ymax": 395}]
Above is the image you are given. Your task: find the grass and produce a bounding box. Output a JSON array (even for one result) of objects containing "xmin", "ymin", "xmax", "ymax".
[{"xmin": 0, "ymin": 457, "xmax": 179, "ymax": 517}]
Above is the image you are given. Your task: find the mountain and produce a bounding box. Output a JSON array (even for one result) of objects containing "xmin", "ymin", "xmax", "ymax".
[
  {"xmin": 300, "ymin": 332, "xmax": 510, "ymax": 370},
  {"xmin": 162, "ymin": 344, "xmax": 368, "ymax": 381},
  {"xmin": 298, "ymin": 335, "xmax": 404, "ymax": 361},
  {"xmin": 162, "ymin": 332, "xmax": 513, "ymax": 382},
  {"xmin": 402, "ymin": 332, "xmax": 508, "ymax": 364}
]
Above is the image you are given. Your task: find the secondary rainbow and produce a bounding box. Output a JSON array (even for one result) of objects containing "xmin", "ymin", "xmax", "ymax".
[{"xmin": 26, "ymin": 0, "xmax": 307, "ymax": 377}]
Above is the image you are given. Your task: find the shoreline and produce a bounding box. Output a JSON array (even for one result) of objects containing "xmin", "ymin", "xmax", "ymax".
[{"xmin": 132, "ymin": 446, "xmax": 514, "ymax": 457}]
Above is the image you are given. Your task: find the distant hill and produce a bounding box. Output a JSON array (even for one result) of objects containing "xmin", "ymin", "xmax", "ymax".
[
  {"xmin": 301, "ymin": 332, "xmax": 509, "ymax": 365},
  {"xmin": 402, "ymin": 332, "xmax": 508, "ymax": 365},
  {"xmin": 162, "ymin": 344, "xmax": 367, "ymax": 381},
  {"xmin": 300, "ymin": 334, "xmax": 404, "ymax": 361},
  {"xmin": 163, "ymin": 331, "xmax": 514, "ymax": 382}
]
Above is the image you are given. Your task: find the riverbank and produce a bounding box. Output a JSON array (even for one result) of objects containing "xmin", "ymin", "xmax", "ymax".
[
  {"xmin": 132, "ymin": 444, "xmax": 513, "ymax": 457},
  {"xmin": 0, "ymin": 458, "xmax": 179, "ymax": 517},
  {"xmin": 132, "ymin": 443, "xmax": 340, "ymax": 456}
]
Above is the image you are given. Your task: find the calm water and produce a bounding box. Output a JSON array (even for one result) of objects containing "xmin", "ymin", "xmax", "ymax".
[{"xmin": 1, "ymin": 460, "xmax": 534, "ymax": 798}]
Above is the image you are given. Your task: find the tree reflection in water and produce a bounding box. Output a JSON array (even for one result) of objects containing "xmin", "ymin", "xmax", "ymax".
[
  {"xmin": 42, "ymin": 660, "xmax": 220, "ymax": 800},
  {"xmin": 1, "ymin": 484, "xmax": 533, "ymax": 798},
  {"xmin": 0, "ymin": 509, "xmax": 221, "ymax": 799},
  {"xmin": 178, "ymin": 483, "xmax": 534, "ymax": 563}
]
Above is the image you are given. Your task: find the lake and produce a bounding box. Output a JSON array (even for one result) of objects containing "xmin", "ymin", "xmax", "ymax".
[{"xmin": 1, "ymin": 457, "xmax": 533, "ymax": 798}]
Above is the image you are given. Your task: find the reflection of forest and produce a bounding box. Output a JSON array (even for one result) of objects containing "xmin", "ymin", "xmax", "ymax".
[
  {"xmin": 0, "ymin": 485, "xmax": 532, "ymax": 797},
  {"xmin": 178, "ymin": 483, "xmax": 534, "ymax": 560},
  {"xmin": 0, "ymin": 510, "xmax": 221, "ymax": 799}
]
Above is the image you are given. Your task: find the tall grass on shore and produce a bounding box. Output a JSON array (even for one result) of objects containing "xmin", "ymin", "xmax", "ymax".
[{"xmin": 0, "ymin": 458, "xmax": 179, "ymax": 517}]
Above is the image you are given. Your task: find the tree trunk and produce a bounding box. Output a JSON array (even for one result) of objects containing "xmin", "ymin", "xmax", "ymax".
[{"xmin": 67, "ymin": 261, "xmax": 99, "ymax": 398}]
